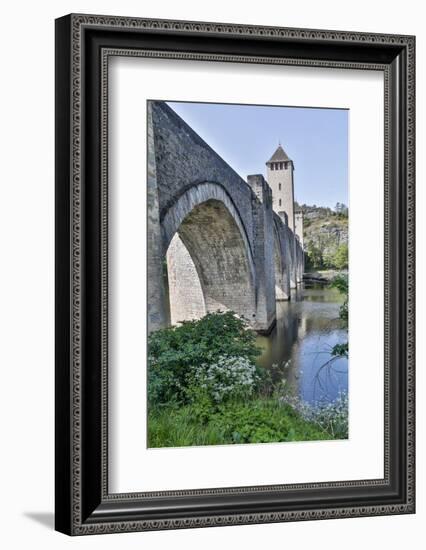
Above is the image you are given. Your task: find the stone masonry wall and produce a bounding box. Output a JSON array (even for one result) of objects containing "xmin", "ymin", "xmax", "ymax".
[
  {"xmin": 295, "ymin": 211, "xmax": 304, "ymax": 247},
  {"xmin": 148, "ymin": 101, "xmax": 304, "ymax": 334},
  {"xmin": 267, "ymin": 161, "xmax": 295, "ymax": 232},
  {"xmin": 147, "ymin": 103, "xmax": 167, "ymax": 331},
  {"xmin": 166, "ymin": 234, "xmax": 206, "ymax": 324},
  {"xmin": 247, "ymin": 175, "xmax": 277, "ymax": 332},
  {"xmin": 150, "ymin": 101, "xmax": 255, "ymax": 250}
]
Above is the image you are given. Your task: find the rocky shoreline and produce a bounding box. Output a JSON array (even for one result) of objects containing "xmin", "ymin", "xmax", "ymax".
[{"xmin": 303, "ymin": 269, "xmax": 348, "ymax": 283}]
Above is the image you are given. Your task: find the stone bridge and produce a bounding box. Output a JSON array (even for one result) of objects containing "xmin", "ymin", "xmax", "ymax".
[{"xmin": 147, "ymin": 101, "xmax": 304, "ymax": 334}]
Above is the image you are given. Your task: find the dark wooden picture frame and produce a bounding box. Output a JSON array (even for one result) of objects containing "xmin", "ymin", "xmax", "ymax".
[{"xmin": 55, "ymin": 13, "xmax": 415, "ymax": 535}]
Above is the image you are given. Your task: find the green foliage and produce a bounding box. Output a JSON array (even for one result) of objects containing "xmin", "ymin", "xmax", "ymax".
[
  {"xmin": 305, "ymin": 239, "xmax": 349, "ymax": 271},
  {"xmin": 147, "ymin": 312, "xmax": 260, "ymax": 407},
  {"xmin": 334, "ymin": 202, "xmax": 349, "ymax": 217},
  {"xmin": 148, "ymin": 399, "xmax": 330, "ymax": 447},
  {"xmin": 331, "ymin": 342, "xmax": 349, "ymax": 358},
  {"xmin": 309, "ymin": 394, "xmax": 348, "ymax": 439},
  {"xmin": 330, "ymin": 273, "xmax": 349, "ymax": 358},
  {"xmin": 213, "ymin": 400, "xmax": 330, "ymax": 443},
  {"xmin": 279, "ymin": 392, "xmax": 348, "ymax": 440},
  {"xmin": 322, "ymin": 251, "xmax": 336, "ymax": 269},
  {"xmin": 305, "ymin": 241, "xmax": 323, "ymax": 270},
  {"xmin": 330, "ymin": 273, "xmax": 348, "ymax": 329},
  {"xmin": 333, "ymin": 243, "xmax": 349, "ymax": 270},
  {"xmin": 302, "ymin": 203, "xmax": 348, "ymax": 271},
  {"xmin": 148, "ymin": 405, "xmax": 226, "ymax": 447},
  {"xmin": 330, "ymin": 273, "xmax": 348, "ymax": 294},
  {"xmin": 147, "ymin": 311, "xmax": 348, "ymax": 449},
  {"xmin": 189, "ymin": 356, "xmax": 259, "ymax": 406}
]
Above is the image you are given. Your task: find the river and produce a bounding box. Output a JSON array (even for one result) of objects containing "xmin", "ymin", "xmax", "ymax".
[{"xmin": 256, "ymin": 283, "xmax": 348, "ymax": 407}]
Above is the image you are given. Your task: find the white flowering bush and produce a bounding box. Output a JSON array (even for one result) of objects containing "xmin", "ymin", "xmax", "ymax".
[
  {"xmin": 192, "ymin": 356, "xmax": 259, "ymax": 404},
  {"xmin": 147, "ymin": 312, "xmax": 260, "ymax": 408},
  {"xmin": 279, "ymin": 392, "xmax": 348, "ymax": 439}
]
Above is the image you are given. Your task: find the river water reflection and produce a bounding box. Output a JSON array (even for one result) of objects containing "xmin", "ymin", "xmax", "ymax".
[{"xmin": 256, "ymin": 283, "xmax": 348, "ymax": 406}]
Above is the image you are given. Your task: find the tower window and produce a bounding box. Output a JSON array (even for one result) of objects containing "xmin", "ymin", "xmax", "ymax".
[
  {"xmin": 279, "ymin": 199, "xmax": 282, "ymax": 206},
  {"xmin": 271, "ymin": 163, "xmax": 275, "ymax": 170},
  {"xmin": 279, "ymin": 183, "xmax": 282, "ymax": 190},
  {"xmin": 284, "ymin": 162, "xmax": 288, "ymax": 169}
]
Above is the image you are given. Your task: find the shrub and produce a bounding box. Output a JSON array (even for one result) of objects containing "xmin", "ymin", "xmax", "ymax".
[
  {"xmin": 191, "ymin": 356, "xmax": 259, "ymax": 405},
  {"xmin": 147, "ymin": 312, "xmax": 260, "ymax": 407},
  {"xmin": 333, "ymin": 243, "xmax": 349, "ymax": 270},
  {"xmin": 305, "ymin": 241, "xmax": 323, "ymax": 270},
  {"xmin": 330, "ymin": 273, "xmax": 348, "ymax": 329},
  {"xmin": 279, "ymin": 392, "xmax": 348, "ymax": 439},
  {"xmin": 213, "ymin": 400, "xmax": 330, "ymax": 443},
  {"xmin": 147, "ymin": 398, "xmax": 331, "ymax": 447},
  {"xmin": 147, "ymin": 405, "xmax": 226, "ymax": 448}
]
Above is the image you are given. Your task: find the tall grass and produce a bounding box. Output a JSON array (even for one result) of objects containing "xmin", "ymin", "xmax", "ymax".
[
  {"xmin": 148, "ymin": 398, "xmax": 331, "ymax": 448},
  {"xmin": 148, "ymin": 406, "xmax": 226, "ymax": 448}
]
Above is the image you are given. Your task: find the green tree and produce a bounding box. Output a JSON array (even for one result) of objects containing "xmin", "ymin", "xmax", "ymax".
[
  {"xmin": 322, "ymin": 251, "xmax": 335, "ymax": 269},
  {"xmin": 335, "ymin": 202, "xmax": 348, "ymax": 218},
  {"xmin": 333, "ymin": 244, "xmax": 348, "ymax": 270},
  {"xmin": 305, "ymin": 241, "xmax": 323, "ymax": 270}
]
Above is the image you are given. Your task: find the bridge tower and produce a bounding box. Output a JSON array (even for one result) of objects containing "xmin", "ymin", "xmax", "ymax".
[
  {"xmin": 266, "ymin": 145, "xmax": 295, "ymax": 232},
  {"xmin": 295, "ymin": 210, "xmax": 304, "ymax": 247}
]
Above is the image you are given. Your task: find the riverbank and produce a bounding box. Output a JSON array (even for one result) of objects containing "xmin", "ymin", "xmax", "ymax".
[
  {"xmin": 303, "ymin": 269, "xmax": 348, "ymax": 283},
  {"xmin": 148, "ymin": 397, "xmax": 339, "ymax": 448},
  {"xmin": 147, "ymin": 311, "xmax": 348, "ymax": 448}
]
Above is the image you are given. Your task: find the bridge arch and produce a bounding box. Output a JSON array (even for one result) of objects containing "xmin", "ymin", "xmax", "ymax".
[{"xmin": 162, "ymin": 183, "xmax": 257, "ymax": 325}]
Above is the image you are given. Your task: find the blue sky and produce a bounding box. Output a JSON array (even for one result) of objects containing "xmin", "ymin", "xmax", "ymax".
[{"xmin": 167, "ymin": 101, "xmax": 348, "ymax": 209}]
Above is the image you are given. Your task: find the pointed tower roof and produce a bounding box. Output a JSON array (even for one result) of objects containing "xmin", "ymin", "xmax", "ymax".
[{"xmin": 266, "ymin": 144, "xmax": 291, "ymax": 164}]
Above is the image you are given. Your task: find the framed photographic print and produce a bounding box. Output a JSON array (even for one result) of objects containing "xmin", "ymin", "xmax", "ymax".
[{"xmin": 55, "ymin": 14, "xmax": 415, "ymax": 535}]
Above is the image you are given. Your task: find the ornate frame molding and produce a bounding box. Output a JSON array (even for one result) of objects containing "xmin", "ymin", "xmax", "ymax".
[{"xmin": 55, "ymin": 14, "xmax": 415, "ymax": 535}]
